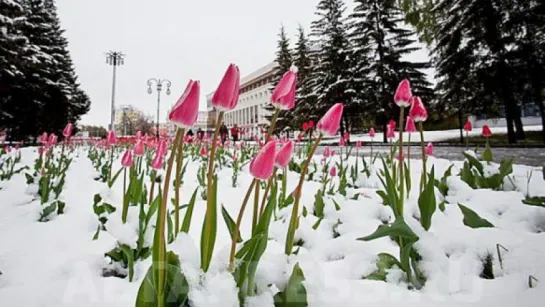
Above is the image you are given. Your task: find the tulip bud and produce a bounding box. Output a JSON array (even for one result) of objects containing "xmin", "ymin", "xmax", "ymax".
[
  {"xmin": 394, "ymin": 79, "xmax": 412, "ymax": 107},
  {"xmin": 317, "ymin": 103, "xmax": 344, "ymax": 137},
  {"xmin": 482, "ymin": 125, "xmax": 492, "ymax": 137},
  {"xmin": 250, "ymin": 140, "xmax": 277, "ymax": 180},
  {"xmin": 275, "ymin": 140, "xmax": 294, "ymax": 168}
]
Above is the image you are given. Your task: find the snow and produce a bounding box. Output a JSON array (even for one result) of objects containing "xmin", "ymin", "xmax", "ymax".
[{"xmin": 0, "ymin": 146, "xmax": 544, "ymax": 306}]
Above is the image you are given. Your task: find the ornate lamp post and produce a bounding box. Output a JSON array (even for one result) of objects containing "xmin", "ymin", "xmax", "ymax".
[
  {"xmin": 147, "ymin": 78, "xmax": 172, "ymax": 138},
  {"xmin": 105, "ymin": 51, "xmax": 125, "ymax": 132}
]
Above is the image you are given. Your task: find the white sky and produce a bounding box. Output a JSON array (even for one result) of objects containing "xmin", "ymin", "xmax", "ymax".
[{"xmin": 56, "ymin": 0, "xmax": 326, "ymax": 127}]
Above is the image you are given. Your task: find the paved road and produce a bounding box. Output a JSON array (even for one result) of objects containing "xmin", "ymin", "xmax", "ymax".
[{"xmin": 312, "ymin": 145, "xmax": 545, "ymax": 167}]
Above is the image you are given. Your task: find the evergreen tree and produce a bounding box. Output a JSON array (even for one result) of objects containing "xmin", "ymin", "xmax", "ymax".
[
  {"xmin": 433, "ymin": 0, "xmax": 527, "ymax": 143},
  {"xmin": 309, "ymin": 0, "xmax": 354, "ymax": 135},
  {"xmin": 0, "ymin": 0, "xmax": 32, "ymax": 135},
  {"xmin": 265, "ymin": 25, "xmax": 293, "ymax": 135},
  {"xmin": 2, "ymin": 0, "xmax": 90, "ymax": 140},
  {"xmin": 293, "ymin": 25, "xmax": 315, "ymax": 129},
  {"xmin": 349, "ymin": 0, "xmax": 433, "ymax": 142}
]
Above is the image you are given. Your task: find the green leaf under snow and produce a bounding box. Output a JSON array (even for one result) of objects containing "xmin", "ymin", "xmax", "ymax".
[
  {"xmin": 458, "ymin": 204, "xmax": 494, "ymax": 228},
  {"xmin": 365, "ymin": 253, "xmax": 402, "ymax": 281},
  {"xmin": 135, "ymin": 251, "xmax": 189, "ymax": 307},
  {"xmin": 119, "ymin": 244, "xmax": 135, "ymax": 282},
  {"xmin": 273, "ymin": 263, "xmax": 308, "ymax": 307},
  {"xmin": 522, "ymin": 197, "xmax": 545, "ymax": 207}
]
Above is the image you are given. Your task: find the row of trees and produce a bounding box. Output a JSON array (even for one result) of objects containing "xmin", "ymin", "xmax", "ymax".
[
  {"xmin": 269, "ymin": 0, "xmax": 544, "ymax": 143},
  {"xmin": 0, "ymin": 0, "xmax": 90, "ymax": 141}
]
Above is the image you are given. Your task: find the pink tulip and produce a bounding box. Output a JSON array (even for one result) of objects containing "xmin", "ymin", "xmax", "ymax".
[
  {"xmin": 157, "ymin": 140, "xmax": 167, "ymax": 156},
  {"xmin": 133, "ymin": 139, "xmax": 145, "ymax": 156},
  {"xmin": 107, "ymin": 130, "xmax": 116, "ymax": 145},
  {"xmin": 387, "ymin": 125, "xmax": 395, "ymax": 139},
  {"xmin": 317, "ymin": 103, "xmax": 344, "ymax": 137},
  {"xmin": 200, "ymin": 146, "xmax": 208, "ymax": 156},
  {"xmin": 150, "ymin": 151, "xmax": 163, "ymax": 170},
  {"xmin": 275, "ymin": 140, "xmax": 294, "ymax": 168},
  {"xmin": 369, "ymin": 128, "xmax": 375, "ymax": 138},
  {"xmin": 121, "ymin": 149, "xmax": 133, "ymax": 168},
  {"xmin": 212, "ymin": 64, "xmax": 240, "ymax": 111},
  {"xmin": 464, "ymin": 121, "xmax": 472, "ymax": 132},
  {"xmin": 394, "ymin": 79, "xmax": 412, "ymax": 107},
  {"xmin": 329, "ymin": 166, "xmax": 337, "ymax": 177},
  {"xmin": 339, "ymin": 137, "xmax": 345, "ymax": 147},
  {"xmin": 250, "ymin": 140, "xmax": 277, "ymax": 180},
  {"xmin": 169, "ymin": 80, "xmax": 200, "ymax": 128},
  {"xmin": 482, "ymin": 125, "xmax": 492, "ymax": 137},
  {"xmin": 48, "ymin": 134, "xmax": 57, "ymax": 146},
  {"xmin": 323, "ymin": 146, "xmax": 330, "ymax": 158},
  {"xmin": 63, "ymin": 123, "xmax": 73, "ymax": 138},
  {"xmin": 297, "ymin": 133, "xmax": 303, "ymax": 141},
  {"xmin": 302, "ymin": 122, "xmax": 309, "ymax": 131},
  {"xmin": 330, "ymin": 150, "xmax": 336, "ymax": 157},
  {"xmin": 405, "ymin": 116, "xmax": 417, "ymax": 133},
  {"xmin": 356, "ymin": 140, "xmax": 362, "ymax": 148},
  {"xmin": 409, "ymin": 96, "xmax": 428, "ymax": 122},
  {"xmin": 39, "ymin": 132, "xmax": 48, "ymax": 144},
  {"xmin": 426, "ymin": 142, "xmax": 434, "ymax": 156},
  {"xmin": 38, "ymin": 146, "xmax": 44, "ymax": 156},
  {"xmin": 271, "ymin": 69, "xmax": 297, "ymax": 110},
  {"xmin": 388, "ymin": 120, "xmax": 396, "ymax": 130},
  {"xmin": 308, "ymin": 120, "xmax": 314, "ymax": 129}
]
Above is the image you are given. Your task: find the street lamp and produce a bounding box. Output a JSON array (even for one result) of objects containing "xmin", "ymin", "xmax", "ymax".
[
  {"xmin": 147, "ymin": 78, "xmax": 172, "ymax": 138},
  {"xmin": 105, "ymin": 51, "xmax": 125, "ymax": 132}
]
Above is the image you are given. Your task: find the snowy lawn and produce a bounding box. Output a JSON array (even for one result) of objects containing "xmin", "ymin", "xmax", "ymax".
[{"xmin": 0, "ymin": 144, "xmax": 544, "ymax": 307}]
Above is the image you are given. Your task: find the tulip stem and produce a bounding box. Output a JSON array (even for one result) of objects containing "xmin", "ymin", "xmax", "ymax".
[
  {"xmin": 156, "ymin": 129, "xmax": 182, "ymax": 299},
  {"xmin": 122, "ymin": 167, "xmax": 128, "ymax": 224},
  {"xmin": 228, "ymin": 180, "xmax": 257, "ymax": 271},
  {"xmin": 259, "ymin": 169, "xmax": 276, "ymax": 217},
  {"xmin": 174, "ymin": 128, "xmax": 186, "ymax": 236},
  {"xmin": 252, "ymin": 181, "xmax": 260, "ymax": 235},
  {"xmin": 149, "ymin": 171, "xmax": 156, "ymax": 205},
  {"xmin": 203, "ymin": 111, "xmax": 224, "ymax": 272},
  {"xmin": 398, "ymin": 106, "xmax": 405, "ymax": 213},
  {"xmin": 418, "ymin": 121, "xmax": 427, "ymax": 191},
  {"xmin": 285, "ymin": 134, "xmax": 323, "ymax": 255},
  {"xmin": 108, "ymin": 146, "xmax": 114, "ymax": 183},
  {"xmin": 266, "ymin": 108, "xmax": 280, "ymax": 141}
]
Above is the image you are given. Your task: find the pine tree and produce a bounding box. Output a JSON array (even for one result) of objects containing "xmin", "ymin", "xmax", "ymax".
[
  {"xmin": 265, "ymin": 25, "xmax": 293, "ymax": 135},
  {"xmin": 0, "ymin": 0, "xmax": 32, "ymax": 136},
  {"xmin": 293, "ymin": 25, "xmax": 315, "ymax": 129},
  {"xmin": 309, "ymin": 0, "xmax": 354, "ymax": 135},
  {"xmin": 433, "ymin": 0, "xmax": 527, "ymax": 143},
  {"xmin": 349, "ymin": 0, "xmax": 433, "ymax": 142},
  {"xmin": 4, "ymin": 0, "xmax": 90, "ymax": 140}
]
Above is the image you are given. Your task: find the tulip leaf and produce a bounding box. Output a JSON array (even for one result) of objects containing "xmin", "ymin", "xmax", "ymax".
[
  {"xmin": 358, "ymin": 217, "xmax": 418, "ymax": 242},
  {"xmin": 135, "ymin": 251, "xmax": 189, "ymax": 307},
  {"xmin": 221, "ymin": 205, "xmax": 243, "ymax": 243},
  {"xmin": 458, "ymin": 204, "xmax": 494, "ymax": 228},
  {"xmin": 108, "ymin": 167, "xmax": 124, "ymax": 188},
  {"xmin": 119, "ymin": 244, "xmax": 135, "ymax": 282},
  {"xmin": 313, "ymin": 190, "xmax": 325, "ymax": 218},
  {"xmin": 181, "ymin": 187, "xmax": 199, "ymax": 233},
  {"xmin": 482, "ymin": 143, "xmax": 493, "ymax": 163},
  {"xmin": 418, "ymin": 166, "xmax": 436, "ymax": 231},
  {"xmin": 200, "ymin": 175, "xmax": 218, "ymax": 272},
  {"xmin": 365, "ymin": 253, "xmax": 402, "ymax": 281},
  {"xmin": 273, "ymin": 263, "xmax": 308, "ymax": 307}
]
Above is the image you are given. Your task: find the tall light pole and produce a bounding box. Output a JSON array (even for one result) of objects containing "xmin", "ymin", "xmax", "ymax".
[
  {"xmin": 105, "ymin": 51, "xmax": 125, "ymax": 132},
  {"xmin": 147, "ymin": 78, "xmax": 171, "ymax": 138}
]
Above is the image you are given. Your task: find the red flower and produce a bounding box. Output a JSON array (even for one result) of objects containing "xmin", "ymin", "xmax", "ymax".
[
  {"xmin": 302, "ymin": 122, "xmax": 309, "ymax": 131},
  {"xmin": 482, "ymin": 125, "xmax": 492, "ymax": 137},
  {"xmin": 464, "ymin": 121, "xmax": 473, "ymax": 132}
]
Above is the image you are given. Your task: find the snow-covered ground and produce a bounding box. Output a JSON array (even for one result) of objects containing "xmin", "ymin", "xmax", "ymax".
[
  {"xmin": 321, "ymin": 125, "xmax": 543, "ymax": 144},
  {"xmin": 1, "ymin": 146, "xmax": 544, "ymax": 306}
]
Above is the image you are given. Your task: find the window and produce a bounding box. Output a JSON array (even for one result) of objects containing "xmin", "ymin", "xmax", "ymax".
[{"xmin": 254, "ymin": 105, "xmax": 258, "ymax": 123}]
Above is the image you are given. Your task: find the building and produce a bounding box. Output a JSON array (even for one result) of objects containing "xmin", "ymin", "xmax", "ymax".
[
  {"xmin": 207, "ymin": 62, "xmax": 278, "ymax": 138},
  {"xmin": 114, "ymin": 105, "xmax": 153, "ymax": 136}
]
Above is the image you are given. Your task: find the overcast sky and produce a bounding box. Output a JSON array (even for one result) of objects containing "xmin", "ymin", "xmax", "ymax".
[{"xmin": 56, "ymin": 0, "xmax": 330, "ymax": 127}]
